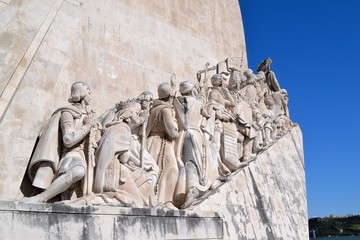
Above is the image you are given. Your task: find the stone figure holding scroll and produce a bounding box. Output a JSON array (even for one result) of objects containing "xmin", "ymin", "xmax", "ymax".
[{"xmin": 23, "ymin": 82, "xmax": 101, "ymax": 203}]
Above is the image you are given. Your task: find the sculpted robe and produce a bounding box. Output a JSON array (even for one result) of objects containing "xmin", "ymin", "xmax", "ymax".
[
  {"xmin": 266, "ymin": 71, "xmax": 281, "ymax": 92},
  {"xmin": 94, "ymin": 121, "xmax": 158, "ymax": 206},
  {"xmin": 146, "ymin": 100, "xmax": 179, "ymax": 205},
  {"xmin": 28, "ymin": 105, "xmax": 98, "ymax": 198},
  {"xmin": 173, "ymin": 94, "xmax": 218, "ymax": 198}
]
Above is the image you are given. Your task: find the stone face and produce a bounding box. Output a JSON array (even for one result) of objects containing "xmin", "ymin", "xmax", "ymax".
[
  {"xmin": 0, "ymin": 0, "xmax": 246, "ymax": 200},
  {"xmin": 193, "ymin": 126, "xmax": 308, "ymax": 240}
]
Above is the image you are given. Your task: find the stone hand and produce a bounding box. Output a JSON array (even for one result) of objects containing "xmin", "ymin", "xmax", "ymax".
[{"xmin": 83, "ymin": 116, "xmax": 98, "ymax": 132}]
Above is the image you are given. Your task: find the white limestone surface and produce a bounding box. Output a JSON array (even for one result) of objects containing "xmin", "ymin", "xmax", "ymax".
[
  {"xmin": 0, "ymin": 0, "xmax": 247, "ymax": 200},
  {"xmin": 0, "ymin": 201, "xmax": 223, "ymax": 240},
  {"xmin": 193, "ymin": 126, "xmax": 308, "ymax": 240}
]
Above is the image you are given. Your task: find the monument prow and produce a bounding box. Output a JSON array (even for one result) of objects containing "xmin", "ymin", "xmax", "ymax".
[
  {"xmin": 0, "ymin": 0, "xmax": 308, "ymax": 239},
  {"xmin": 192, "ymin": 125, "xmax": 308, "ymax": 239}
]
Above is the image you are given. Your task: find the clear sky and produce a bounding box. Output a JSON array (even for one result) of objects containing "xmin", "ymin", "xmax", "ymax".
[{"xmin": 240, "ymin": 0, "xmax": 360, "ymax": 218}]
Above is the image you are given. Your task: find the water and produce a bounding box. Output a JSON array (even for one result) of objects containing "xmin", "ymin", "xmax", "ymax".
[{"xmin": 314, "ymin": 237, "xmax": 360, "ymax": 240}]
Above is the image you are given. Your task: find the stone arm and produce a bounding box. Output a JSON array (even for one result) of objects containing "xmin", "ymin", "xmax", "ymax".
[
  {"xmin": 257, "ymin": 85, "xmax": 268, "ymax": 100},
  {"xmin": 161, "ymin": 108, "xmax": 178, "ymax": 138},
  {"xmin": 61, "ymin": 111, "xmax": 94, "ymax": 148},
  {"xmin": 201, "ymin": 102, "xmax": 214, "ymax": 119},
  {"xmin": 207, "ymin": 90, "xmax": 234, "ymax": 122},
  {"xmin": 208, "ymin": 90, "xmax": 220, "ymax": 103},
  {"xmin": 267, "ymin": 71, "xmax": 281, "ymax": 92},
  {"xmin": 136, "ymin": 114, "xmax": 147, "ymax": 137},
  {"xmin": 215, "ymin": 109, "xmax": 232, "ymax": 122},
  {"xmin": 282, "ymin": 96, "xmax": 290, "ymax": 117},
  {"xmin": 139, "ymin": 109, "xmax": 150, "ymax": 122},
  {"xmin": 222, "ymin": 87, "xmax": 236, "ymax": 108},
  {"xmin": 196, "ymin": 91, "xmax": 207, "ymax": 107},
  {"xmin": 128, "ymin": 114, "xmax": 146, "ymax": 131}
]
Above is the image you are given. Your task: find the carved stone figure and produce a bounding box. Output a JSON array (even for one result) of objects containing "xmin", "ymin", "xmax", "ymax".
[
  {"xmin": 227, "ymin": 70, "xmax": 257, "ymax": 162},
  {"xmin": 255, "ymin": 71, "xmax": 269, "ymax": 113},
  {"xmin": 257, "ymin": 58, "xmax": 281, "ymax": 92},
  {"xmin": 92, "ymin": 99, "xmax": 158, "ymax": 207},
  {"xmin": 173, "ymin": 80, "xmax": 219, "ymax": 208},
  {"xmin": 23, "ymin": 82, "xmax": 100, "ymax": 203},
  {"xmin": 264, "ymin": 93, "xmax": 280, "ymax": 140},
  {"xmin": 241, "ymin": 69, "xmax": 265, "ymax": 153},
  {"xmin": 136, "ymin": 91, "xmax": 154, "ymax": 169},
  {"xmin": 281, "ymin": 89, "xmax": 290, "ymax": 118},
  {"xmin": 255, "ymin": 71, "xmax": 274, "ymax": 146},
  {"xmin": 146, "ymin": 82, "xmax": 180, "ymax": 209},
  {"xmin": 206, "ymin": 74, "xmax": 242, "ymax": 171},
  {"xmin": 98, "ymin": 91, "xmax": 154, "ymax": 137},
  {"xmin": 271, "ymin": 89, "xmax": 294, "ymax": 136}
]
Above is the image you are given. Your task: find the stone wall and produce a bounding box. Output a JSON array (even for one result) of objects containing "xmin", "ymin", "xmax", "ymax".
[{"xmin": 0, "ymin": 0, "xmax": 246, "ymax": 200}]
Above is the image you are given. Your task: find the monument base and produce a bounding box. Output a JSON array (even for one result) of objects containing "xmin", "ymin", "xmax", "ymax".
[{"xmin": 0, "ymin": 201, "xmax": 223, "ymax": 240}]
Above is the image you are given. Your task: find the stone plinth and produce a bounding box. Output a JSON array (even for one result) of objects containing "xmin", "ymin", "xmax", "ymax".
[{"xmin": 0, "ymin": 201, "xmax": 223, "ymax": 240}]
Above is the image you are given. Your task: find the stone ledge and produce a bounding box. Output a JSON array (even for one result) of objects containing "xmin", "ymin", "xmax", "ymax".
[
  {"xmin": 0, "ymin": 200, "xmax": 220, "ymax": 217},
  {"xmin": 0, "ymin": 200, "xmax": 223, "ymax": 240}
]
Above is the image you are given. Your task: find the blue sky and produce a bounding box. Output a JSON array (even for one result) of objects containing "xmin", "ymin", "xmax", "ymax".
[{"xmin": 240, "ymin": 0, "xmax": 360, "ymax": 218}]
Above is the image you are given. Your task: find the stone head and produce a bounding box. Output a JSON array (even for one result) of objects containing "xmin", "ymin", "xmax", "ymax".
[
  {"xmin": 68, "ymin": 82, "xmax": 91, "ymax": 105},
  {"xmin": 256, "ymin": 71, "xmax": 266, "ymax": 83},
  {"xmin": 179, "ymin": 80, "xmax": 194, "ymax": 96},
  {"xmin": 264, "ymin": 93, "xmax": 274, "ymax": 109},
  {"xmin": 137, "ymin": 91, "xmax": 154, "ymax": 109},
  {"xmin": 228, "ymin": 71, "xmax": 241, "ymax": 89},
  {"xmin": 243, "ymin": 69, "xmax": 253, "ymax": 78},
  {"xmin": 243, "ymin": 69, "xmax": 256, "ymax": 85},
  {"xmin": 211, "ymin": 74, "xmax": 225, "ymax": 87},
  {"xmin": 116, "ymin": 99, "xmax": 141, "ymax": 124},
  {"xmin": 257, "ymin": 58, "xmax": 272, "ymax": 73},
  {"xmin": 157, "ymin": 82, "xmax": 173, "ymax": 100}
]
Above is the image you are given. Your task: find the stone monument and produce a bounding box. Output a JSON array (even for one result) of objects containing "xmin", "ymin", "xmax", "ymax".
[{"xmin": 0, "ymin": 0, "xmax": 308, "ymax": 239}]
